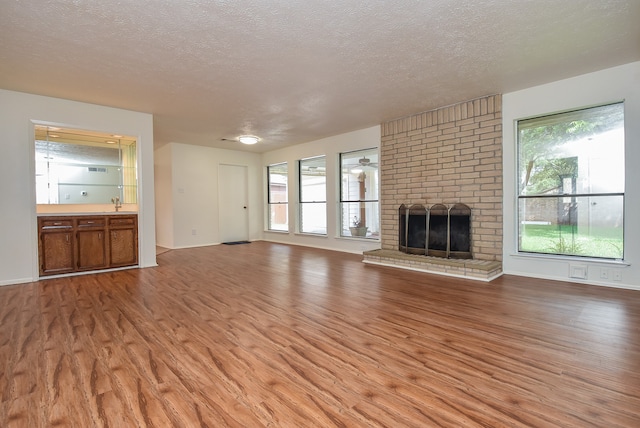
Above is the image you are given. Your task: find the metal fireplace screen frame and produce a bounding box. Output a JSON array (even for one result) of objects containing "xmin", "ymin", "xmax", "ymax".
[{"xmin": 399, "ymin": 203, "xmax": 472, "ymax": 259}]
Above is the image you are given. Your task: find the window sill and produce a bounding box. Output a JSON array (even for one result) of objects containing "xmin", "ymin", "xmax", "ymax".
[
  {"xmin": 294, "ymin": 232, "xmax": 328, "ymax": 238},
  {"xmin": 335, "ymin": 235, "xmax": 380, "ymax": 242},
  {"xmin": 510, "ymin": 252, "xmax": 630, "ymax": 266}
]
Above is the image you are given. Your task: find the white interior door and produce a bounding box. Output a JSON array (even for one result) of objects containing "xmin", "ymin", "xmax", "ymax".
[{"xmin": 218, "ymin": 164, "xmax": 249, "ymax": 243}]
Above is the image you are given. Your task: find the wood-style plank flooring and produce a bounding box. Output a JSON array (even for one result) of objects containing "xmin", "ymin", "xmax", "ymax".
[{"xmin": 1, "ymin": 241, "xmax": 639, "ymax": 427}]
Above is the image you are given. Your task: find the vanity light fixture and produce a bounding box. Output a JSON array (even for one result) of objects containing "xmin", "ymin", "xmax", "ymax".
[{"xmin": 238, "ymin": 135, "xmax": 259, "ymax": 145}]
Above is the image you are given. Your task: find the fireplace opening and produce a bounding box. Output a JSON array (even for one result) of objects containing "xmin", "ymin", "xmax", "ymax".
[{"xmin": 399, "ymin": 203, "xmax": 472, "ymax": 259}]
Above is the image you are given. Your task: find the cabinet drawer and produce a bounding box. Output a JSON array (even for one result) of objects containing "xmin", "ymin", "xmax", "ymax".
[
  {"xmin": 40, "ymin": 219, "xmax": 73, "ymax": 229},
  {"xmin": 77, "ymin": 218, "xmax": 106, "ymax": 227},
  {"xmin": 109, "ymin": 216, "xmax": 136, "ymax": 227}
]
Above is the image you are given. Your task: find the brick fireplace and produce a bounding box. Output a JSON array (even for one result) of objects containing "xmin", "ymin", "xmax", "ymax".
[{"xmin": 364, "ymin": 95, "xmax": 503, "ymax": 280}]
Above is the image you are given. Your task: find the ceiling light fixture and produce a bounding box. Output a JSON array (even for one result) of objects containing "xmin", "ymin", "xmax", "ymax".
[{"xmin": 238, "ymin": 135, "xmax": 259, "ymax": 145}]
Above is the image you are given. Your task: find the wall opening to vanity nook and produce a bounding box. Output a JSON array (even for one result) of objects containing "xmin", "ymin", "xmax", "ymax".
[{"xmin": 33, "ymin": 125, "xmax": 140, "ymax": 278}]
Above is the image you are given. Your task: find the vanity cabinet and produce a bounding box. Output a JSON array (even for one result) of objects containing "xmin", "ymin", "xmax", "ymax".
[{"xmin": 38, "ymin": 215, "xmax": 138, "ymax": 276}]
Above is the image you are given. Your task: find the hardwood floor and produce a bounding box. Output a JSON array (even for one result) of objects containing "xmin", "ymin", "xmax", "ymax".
[{"xmin": 1, "ymin": 241, "xmax": 639, "ymax": 427}]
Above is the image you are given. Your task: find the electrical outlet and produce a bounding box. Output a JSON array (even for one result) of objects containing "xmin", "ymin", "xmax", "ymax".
[
  {"xmin": 613, "ymin": 269, "xmax": 622, "ymax": 281},
  {"xmin": 569, "ymin": 264, "xmax": 587, "ymax": 279},
  {"xmin": 600, "ymin": 268, "xmax": 609, "ymax": 280},
  {"xmin": 192, "ymin": 229, "xmax": 196, "ymax": 236}
]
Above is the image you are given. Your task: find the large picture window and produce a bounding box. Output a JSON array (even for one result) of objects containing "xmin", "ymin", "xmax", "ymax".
[
  {"xmin": 267, "ymin": 163, "xmax": 288, "ymax": 231},
  {"xmin": 340, "ymin": 148, "xmax": 379, "ymax": 239},
  {"xmin": 299, "ymin": 156, "xmax": 326, "ymax": 234},
  {"xmin": 517, "ymin": 103, "xmax": 624, "ymax": 259}
]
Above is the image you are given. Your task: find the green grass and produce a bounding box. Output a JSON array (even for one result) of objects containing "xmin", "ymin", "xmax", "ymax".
[{"xmin": 520, "ymin": 224, "xmax": 623, "ymax": 259}]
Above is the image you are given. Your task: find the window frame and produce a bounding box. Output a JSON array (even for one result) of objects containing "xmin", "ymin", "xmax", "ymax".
[
  {"xmin": 339, "ymin": 147, "xmax": 379, "ymax": 239},
  {"xmin": 266, "ymin": 162, "xmax": 289, "ymax": 232},
  {"xmin": 298, "ymin": 155, "xmax": 327, "ymax": 235},
  {"xmin": 516, "ymin": 102, "xmax": 625, "ymax": 260}
]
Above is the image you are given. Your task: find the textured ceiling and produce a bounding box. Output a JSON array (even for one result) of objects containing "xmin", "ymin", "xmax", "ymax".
[{"xmin": 1, "ymin": 1, "xmax": 639, "ymax": 153}]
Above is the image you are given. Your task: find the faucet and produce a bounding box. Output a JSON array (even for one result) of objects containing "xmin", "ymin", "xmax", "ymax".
[{"xmin": 111, "ymin": 196, "xmax": 122, "ymax": 212}]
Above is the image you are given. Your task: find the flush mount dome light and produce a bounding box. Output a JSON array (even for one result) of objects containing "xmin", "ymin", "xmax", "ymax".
[{"xmin": 238, "ymin": 135, "xmax": 259, "ymax": 145}]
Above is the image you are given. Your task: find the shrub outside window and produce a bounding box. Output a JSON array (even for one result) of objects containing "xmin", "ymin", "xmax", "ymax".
[
  {"xmin": 517, "ymin": 103, "xmax": 624, "ymax": 259},
  {"xmin": 340, "ymin": 148, "xmax": 379, "ymax": 239},
  {"xmin": 299, "ymin": 156, "xmax": 326, "ymax": 234},
  {"xmin": 267, "ymin": 163, "xmax": 288, "ymax": 231}
]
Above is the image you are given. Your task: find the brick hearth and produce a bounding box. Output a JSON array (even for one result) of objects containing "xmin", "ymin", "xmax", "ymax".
[{"xmin": 363, "ymin": 249, "xmax": 502, "ymax": 281}]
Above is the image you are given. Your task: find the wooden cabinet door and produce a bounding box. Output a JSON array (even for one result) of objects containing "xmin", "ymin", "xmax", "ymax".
[
  {"xmin": 77, "ymin": 229, "xmax": 107, "ymax": 270},
  {"xmin": 40, "ymin": 231, "xmax": 74, "ymax": 275},
  {"xmin": 109, "ymin": 228, "xmax": 137, "ymax": 267}
]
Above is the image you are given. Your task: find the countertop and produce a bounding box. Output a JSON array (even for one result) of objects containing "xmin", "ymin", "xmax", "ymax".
[{"xmin": 37, "ymin": 212, "xmax": 138, "ymax": 216}]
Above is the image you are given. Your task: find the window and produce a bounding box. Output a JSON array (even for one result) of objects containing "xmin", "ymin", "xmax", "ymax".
[
  {"xmin": 299, "ymin": 156, "xmax": 326, "ymax": 234},
  {"xmin": 517, "ymin": 103, "xmax": 624, "ymax": 259},
  {"xmin": 267, "ymin": 163, "xmax": 288, "ymax": 231},
  {"xmin": 340, "ymin": 148, "xmax": 379, "ymax": 238}
]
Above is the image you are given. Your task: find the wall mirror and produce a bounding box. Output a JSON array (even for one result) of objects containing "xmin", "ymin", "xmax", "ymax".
[{"xmin": 34, "ymin": 125, "xmax": 137, "ymax": 205}]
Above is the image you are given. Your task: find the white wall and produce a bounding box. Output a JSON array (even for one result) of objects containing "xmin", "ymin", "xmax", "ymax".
[
  {"xmin": 0, "ymin": 89, "xmax": 157, "ymax": 285},
  {"xmin": 154, "ymin": 142, "xmax": 263, "ymax": 248},
  {"xmin": 262, "ymin": 126, "xmax": 382, "ymax": 254},
  {"xmin": 154, "ymin": 144, "xmax": 174, "ymax": 248},
  {"xmin": 503, "ymin": 62, "xmax": 640, "ymax": 290}
]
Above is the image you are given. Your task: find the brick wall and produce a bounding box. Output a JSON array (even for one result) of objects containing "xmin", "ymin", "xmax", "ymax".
[{"xmin": 380, "ymin": 95, "xmax": 502, "ymax": 262}]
